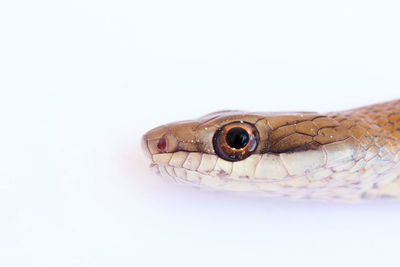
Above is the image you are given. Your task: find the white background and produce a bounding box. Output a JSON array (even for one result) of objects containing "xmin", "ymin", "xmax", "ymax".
[{"xmin": 1, "ymin": 0, "xmax": 400, "ymax": 266}]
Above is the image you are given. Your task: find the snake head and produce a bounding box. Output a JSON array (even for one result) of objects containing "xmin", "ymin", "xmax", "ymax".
[{"xmin": 141, "ymin": 108, "xmax": 395, "ymax": 201}]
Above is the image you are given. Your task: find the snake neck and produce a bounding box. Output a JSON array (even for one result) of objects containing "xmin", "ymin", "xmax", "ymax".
[
  {"xmin": 335, "ymin": 100, "xmax": 400, "ymax": 199},
  {"xmin": 328, "ymin": 99, "xmax": 400, "ymax": 149},
  {"xmin": 354, "ymin": 99, "xmax": 400, "ymax": 134}
]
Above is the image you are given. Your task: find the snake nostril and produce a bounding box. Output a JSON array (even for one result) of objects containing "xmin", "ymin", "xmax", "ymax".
[{"xmin": 157, "ymin": 136, "xmax": 167, "ymax": 152}]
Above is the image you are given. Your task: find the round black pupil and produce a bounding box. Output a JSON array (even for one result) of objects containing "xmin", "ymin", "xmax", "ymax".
[{"xmin": 225, "ymin": 127, "xmax": 249, "ymax": 149}]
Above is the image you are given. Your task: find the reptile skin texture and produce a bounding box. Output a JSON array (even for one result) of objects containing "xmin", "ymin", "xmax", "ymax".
[{"xmin": 142, "ymin": 100, "xmax": 400, "ymax": 201}]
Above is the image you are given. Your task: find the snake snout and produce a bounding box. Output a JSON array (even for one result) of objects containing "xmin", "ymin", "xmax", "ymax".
[
  {"xmin": 142, "ymin": 125, "xmax": 180, "ymax": 161},
  {"xmin": 141, "ymin": 134, "xmax": 152, "ymax": 160}
]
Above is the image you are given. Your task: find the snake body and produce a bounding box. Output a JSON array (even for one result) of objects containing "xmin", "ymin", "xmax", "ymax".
[{"xmin": 142, "ymin": 100, "xmax": 400, "ymax": 201}]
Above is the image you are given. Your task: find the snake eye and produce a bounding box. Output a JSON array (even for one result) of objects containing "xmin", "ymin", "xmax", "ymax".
[{"xmin": 213, "ymin": 122, "xmax": 259, "ymax": 161}]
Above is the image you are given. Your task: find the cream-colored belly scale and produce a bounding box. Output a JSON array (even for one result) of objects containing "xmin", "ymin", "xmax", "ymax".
[{"xmin": 142, "ymin": 100, "xmax": 400, "ymax": 201}]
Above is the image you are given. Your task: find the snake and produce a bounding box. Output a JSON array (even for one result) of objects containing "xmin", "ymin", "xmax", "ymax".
[{"xmin": 141, "ymin": 100, "xmax": 400, "ymax": 201}]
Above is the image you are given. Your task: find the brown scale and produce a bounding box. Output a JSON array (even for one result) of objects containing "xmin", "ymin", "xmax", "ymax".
[{"xmin": 255, "ymin": 100, "xmax": 400, "ymax": 155}]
